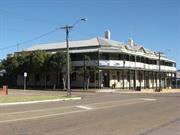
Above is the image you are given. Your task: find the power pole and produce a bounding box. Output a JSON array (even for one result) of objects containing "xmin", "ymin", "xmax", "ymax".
[
  {"xmin": 61, "ymin": 25, "xmax": 72, "ymax": 96},
  {"xmin": 158, "ymin": 52, "xmax": 162, "ymax": 91},
  {"xmin": 61, "ymin": 18, "xmax": 87, "ymax": 96},
  {"xmin": 17, "ymin": 43, "xmax": 19, "ymax": 52}
]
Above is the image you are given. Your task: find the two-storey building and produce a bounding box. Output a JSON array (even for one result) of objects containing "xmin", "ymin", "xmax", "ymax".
[{"xmin": 19, "ymin": 31, "xmax": 176, "ymax": 90}]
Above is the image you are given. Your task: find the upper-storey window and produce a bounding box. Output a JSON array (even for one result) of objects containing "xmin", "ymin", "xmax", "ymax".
[
  {"xmin": 145, "ymin": 58, "xmax": 149, "ymax": 64},
  {"xmin": 141, "ymin": 57, "xmax": 144, "ymax": 63},
  {"xmin": 110, "ymin": 53, "xmax": 119, "ymax": 60},
  {"xmin": 124, "ymin": 54, "xmax": 129, "ymax": 61},
  {"xmin": 71, "ymin": 53, "xmax": 97, "ymax": 61},
  {"xmin": 101, "ymin": 53, "xmax": 109, "ymax": 60},
  {"xmin": 136, "ymin": 56, "xmax": 141, "ymax": 62},
  {"xmin": 130, "ymin": 55, "xmax": 135, "ymax": 62},
  {"xmin": 119, "ymin": 54, "xmax": 124, "ymax": 60},
  {"xmin": 152, "ymin": 60, "xmax": 157, "ymax": 65},
  {"xmin": 172, "ymin": 62, "xmax": 176, "ymax": 67},
  {"xmin": 167, "ymin": 62, "xmax": 176, "ymax": 67},
  {"xmin": 149, "ymin": 60, "xmax": 152, "ymax": 64},
  {"xmin": 71, "ymin": 54, "xmax": 79, "ymax": 61},
  {"xmin": 160, "ymin": 60, "xmax": 165, "ymax": 65}
]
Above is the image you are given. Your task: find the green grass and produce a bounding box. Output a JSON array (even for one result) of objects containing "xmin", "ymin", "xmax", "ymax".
[{"xmin": 0, "ymin": 95, "xmax": 75, "ymax": 103}]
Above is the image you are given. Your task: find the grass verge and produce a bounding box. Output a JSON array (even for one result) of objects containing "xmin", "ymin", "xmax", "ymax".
[{"xmin": 0, "ymin": 95, "xmax": 76, "ymax": 103}]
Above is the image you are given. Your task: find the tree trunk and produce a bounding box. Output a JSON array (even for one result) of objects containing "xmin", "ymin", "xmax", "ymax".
[
  {"xmin": 44, "ymin": 72, "xmax": 47, "ymax": 89},
  {"xmin": 94, "ymin": 71, "xmax": 96, "ymax": 89},
  {"xmin": 87, "ymin": 77, "xmax": 90, "ymax": 90},
  {"xmin": 62, "ymin": 74, "xmax": 66, "ymax": 90}
]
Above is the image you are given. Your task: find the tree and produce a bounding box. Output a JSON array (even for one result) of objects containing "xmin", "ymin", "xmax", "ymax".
[
  {"xmin": 42, "ymin": 53, "xmax": 52, "ymax": 89},
  {"xmin": 49, "ymin": 51, "xmax": 67, "ymax": 89},
  {"xmin": 2, "ymin": 53, "xmax": 21, "ymax": 86},
  {"xmin": 29, "ymin": 50, "xmax": 46, "ymax": 87},
  {"xmin": 2, "ymin": 51, "xmax": 69, "ymax": 89},
  {"xmin": 0, "ymin": 60, "xmax": 4, "ymax": 70},
  {"xmin": 30, "ymin": 50, "xmax": 46, "ymax": 73}
]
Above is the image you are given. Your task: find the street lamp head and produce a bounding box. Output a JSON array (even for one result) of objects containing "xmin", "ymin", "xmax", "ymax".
[{"xmin": 80, "ymin": 18, "xmax": 88, "ymax": 21}]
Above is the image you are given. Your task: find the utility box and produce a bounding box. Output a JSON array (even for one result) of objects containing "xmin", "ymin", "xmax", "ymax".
[
  {"xmin": 0, "ymin": 85, "xmax": 8, "ymax": 96},
  {"xmin": 136, "ymin": 86, "xmax": 141, "ymax": 91}
]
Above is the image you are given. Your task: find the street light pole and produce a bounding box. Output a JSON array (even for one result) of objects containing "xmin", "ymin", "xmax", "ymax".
[
  {"xmin": 61, "ymin": 18, "xmax": 87, "ymax": 96},
  {"xmin": 158, "ymin": 52, "xmax": 161, "ymax": 91},
  {"xmin": 157, "ymin": 50, "xmax": 171, "ymax": 91},
  {"xmin": 65, "ymin": 25, "xmax": 71, "ymax": 96}
]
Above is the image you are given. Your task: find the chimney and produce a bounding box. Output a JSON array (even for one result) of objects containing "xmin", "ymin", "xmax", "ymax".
[
  {"xmin": 104, "ymin": 30, "xmax": 111, "ymax": 40},
  {"xmin": 128, "ymin": 38, "xmax": 134, "ymax": 46}
]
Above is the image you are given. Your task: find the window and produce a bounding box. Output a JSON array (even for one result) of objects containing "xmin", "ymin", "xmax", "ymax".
[
  {"xmin": 149, "ymin": 60, "xmax": 152, "ymax": 64},
  {"xmin": 141, "ymin": 57, "xmax": 144, "ymax": 63},
  {"xmin": 119, "ymin": 54, "xmax": 123, "ymax": 60},
  {"xmin": 160, "ymin": 60, "xmax": 165, "ymax": 65},
  {"xmin": 117, "ymin": 71, "xmax": 120, "ymax": 81},
  {"xmin": 71, "ymin": 54, "xmax": 78, "ymax": 61},
  {"xmin": 152, "ymin": 60, "xmax": 157, "ymax": 65},
  {"xmin": 110, "ymin": 54, "xmax": 119, "ymax": 60},
  {"xmin": 90, "ymin": 71, "xmax": 95, "ymax": 82},
  {"xmin": 124, "ymin": 54, "xmax": 129, "ymax": 61},
  {"xmin": 101, "ymin": 53, "xmax": 109, "ymax": 60},
  {"xmin": 71, "ymin": 53, "xmax": 97, "ymax": 61},
  {"xmin": 71, "ymin": 72, "xmax": 76, "ymax": 80},
  {"xmin": 96, "ymin": 73, "xmax": 99, "ymax": 80},
  {"xmin": 130, "ymin": 55, "xmax": 135, "ymax": 62},
  {"xmin": 145, "ymin": 58, "xmax": 149, "ymax": 64},
  {"xmin": 136, "ymin": 56, "xmax": 140, "ymax": 62},
  {"xmin": 172, "ymin": 63, "xmax": 176, "ymax": 67},
  {"xmin": 46, "ymin": 75, "xmax": 50, "ymax": 82},
  {"xmin": 35, "ymin": 74, "xmax": 40, "ymax": 82}
]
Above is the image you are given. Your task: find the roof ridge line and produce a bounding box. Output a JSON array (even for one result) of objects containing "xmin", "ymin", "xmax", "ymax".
[{"xmin": 96, "ymin": 36, "xmax": 101, "ymax": 46}]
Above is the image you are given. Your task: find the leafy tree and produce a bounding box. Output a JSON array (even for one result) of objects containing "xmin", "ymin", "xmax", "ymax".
[
  {"xmin": 2, "ymin": 50, "xmax": 69, "ymax": 89},
  {"xmin": 41, "ymin": 53, "xmax": 51, "ymax": 89},
  {"xmin": 30, "ymin": 50, "xmax": 46, "ymax": 72},
  {"xmin": 76, "ymin": 55, "xmax": 91, "ymax": 90},
  {"xmin": 49, "ymin": 51, "xmax": 67, "ymax": 89},
  {"xmin": 0, "ymin": 60, "xmax": 4, "ymax": 70},
  {"xmin": 2, "ymin": 54, "xmax": 20, "ymax": 86}
]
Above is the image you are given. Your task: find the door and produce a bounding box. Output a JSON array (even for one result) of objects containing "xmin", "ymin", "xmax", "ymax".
[{"xmin": 103, "ymin": 71, "xmax": 109, "ymax": 88}]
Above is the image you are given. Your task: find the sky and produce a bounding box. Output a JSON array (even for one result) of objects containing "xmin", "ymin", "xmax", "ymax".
[{"xmin": 0, "ymin": 0, "xmax": 179, "ymax": 68}]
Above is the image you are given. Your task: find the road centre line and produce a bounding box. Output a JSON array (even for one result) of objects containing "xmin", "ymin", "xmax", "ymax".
[
  {"xmin": 82, "ymin": 98, "xmax": 156, "ymax": 107},
  {"xmin": 76, "ymin": 105, "xmax": 93, "ymax": 110},
  {"xmin": 0, "ymin": 98, "xmax": 156, "ymax": 116},
  {"xmin": 0, "ymin": 100, "xmax": 146, "ymax": 124},
  {"xmin": 0, "ymin": 98, "xmax": 156, "ymax": 123},
  {"xmin": 0, "ymin": 109, "xmax": 87, "ymax": 124},
  {"xmin": 139, "ymin": 98, "xmax": 157, "ymax": 101},
  {"xmin": 0, "ymin": 105, "xmax": 76, "ymax": 115}
]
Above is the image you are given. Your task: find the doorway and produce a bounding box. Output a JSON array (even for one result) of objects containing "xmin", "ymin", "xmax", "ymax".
[{"xmin": 103, "ymin": 71, "xmax": 109, "ymax": 88}]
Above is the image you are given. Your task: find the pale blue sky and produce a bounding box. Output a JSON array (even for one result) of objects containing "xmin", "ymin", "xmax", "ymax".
[{"xmin": 0, "ymin": 0, "xmax": 179, "ymax": 68}]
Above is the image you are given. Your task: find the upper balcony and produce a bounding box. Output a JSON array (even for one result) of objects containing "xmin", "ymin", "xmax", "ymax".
[
  {"xmin": 99, "ymin": 60, "xmax": 176, "ymax": 72},
  {"xmin": 71, "ymin": 60, "xmax": 176, "ymax": 72}
]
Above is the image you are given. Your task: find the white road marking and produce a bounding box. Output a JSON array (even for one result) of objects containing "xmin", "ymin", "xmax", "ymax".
[
  {"xmin": 0, "ymin": 97, "xmax": 81, "ymax": 106},
  {"xmin": 76, "ymin": 105, "xmax": 93, "ymax": 110},
  {"xmin": 0, "ymin": 98, "xmax": 156, "ymax": 124},
  {"xmin": 139, "ymin": 98, "xmax": 157, "ymax": 101},
  {"xmin": 0, "ymin": 109, "xmax": 87, "ymax": 124},
  {"xmin": 0, "ymin": 105, "xmax": 75, "ymax": 115}
]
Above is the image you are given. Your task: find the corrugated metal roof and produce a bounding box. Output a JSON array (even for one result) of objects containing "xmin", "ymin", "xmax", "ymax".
[
  {"xmin": 23, "ymin": 37, "xmax": 175, "ymax": 63},
  {"xmin": 25, "ymin": 37, "xmax": 99, "ymax": 51}
]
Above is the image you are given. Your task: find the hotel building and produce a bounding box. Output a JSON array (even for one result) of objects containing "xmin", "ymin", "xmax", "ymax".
[{"xmin": 18, "ymin": 31, "xmax": 176, "ymax": 90}]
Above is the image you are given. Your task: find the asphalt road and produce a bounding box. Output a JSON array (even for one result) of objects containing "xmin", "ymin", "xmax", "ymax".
[{"xmin": 0, "ymin": 92, "xmax": 180, "ymax": 135}]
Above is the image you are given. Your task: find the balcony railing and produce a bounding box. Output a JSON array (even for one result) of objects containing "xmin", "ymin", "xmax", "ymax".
[{"xmin": 71, "ymin": 60, "xmax": 176, "ymax": 72}]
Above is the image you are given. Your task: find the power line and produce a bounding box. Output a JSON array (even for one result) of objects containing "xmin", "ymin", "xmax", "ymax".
[
  {"xmin": 0, "ymin": 8, "xmax": 61, "ymax": 26},
  {"xmin": 0, "ymin": 27, "xmax": 60, "ymax": 51}
]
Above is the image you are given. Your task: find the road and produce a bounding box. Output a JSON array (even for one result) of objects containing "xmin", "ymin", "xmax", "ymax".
[{"xmin": 0, "ymin": 92, "xmax": 180, "ymax": 135}]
